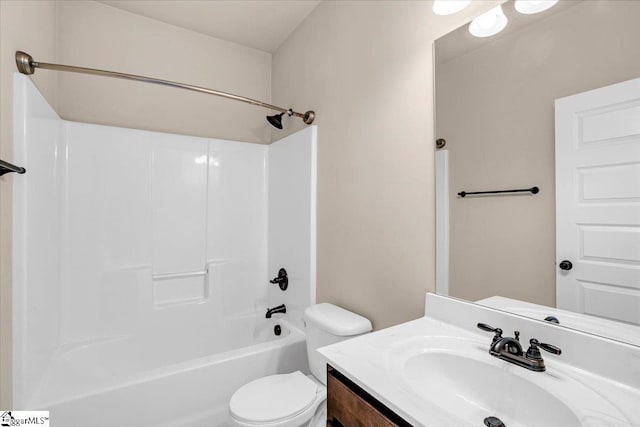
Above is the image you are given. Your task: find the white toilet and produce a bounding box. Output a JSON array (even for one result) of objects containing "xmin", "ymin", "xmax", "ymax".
[{"xmin": 228, "ymin": 303, "xmax": 372, "ymax": 427}]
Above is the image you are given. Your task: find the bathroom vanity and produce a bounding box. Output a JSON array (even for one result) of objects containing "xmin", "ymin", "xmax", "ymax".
[
  {"xmin": 320, "ymin": 294, "xmax": 640, "ymax": 427},
  {"xmin": 327, "ymin": 365, "xmax": 411, "ymax": 427}
]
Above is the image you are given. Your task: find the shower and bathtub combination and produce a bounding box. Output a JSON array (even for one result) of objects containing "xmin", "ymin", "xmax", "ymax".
[{"xmin": 12, "ymin": 54, "xmax": 317, "ymax": 426}]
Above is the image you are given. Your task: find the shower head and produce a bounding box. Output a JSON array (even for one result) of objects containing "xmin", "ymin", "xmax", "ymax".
[
  {"xmin": 267, "ymin": 109, "xmax": 295, "ymax": 130},
  {"xmin": 266, "ymin": 112, "xmax": 285, "ymax": 130}
]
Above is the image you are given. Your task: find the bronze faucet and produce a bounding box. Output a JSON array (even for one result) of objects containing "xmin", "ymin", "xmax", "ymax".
[
  {"xmin": 477, "ymin": 323, "xmax": 561, "ymax": 372},
  {"xmin": 266, "ymin": 304, "xmax": 287, "ymax": 318}
]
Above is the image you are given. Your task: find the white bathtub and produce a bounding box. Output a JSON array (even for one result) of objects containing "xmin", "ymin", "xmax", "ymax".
[{"xmin": 37, "ymin": 316, "xmax": 308, "ymax": 427}]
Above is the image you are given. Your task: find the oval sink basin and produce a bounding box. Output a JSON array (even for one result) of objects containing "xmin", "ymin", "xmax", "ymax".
[{"xmin": 403, "ymin": 352, "xmax": 580, "ymax": 427}]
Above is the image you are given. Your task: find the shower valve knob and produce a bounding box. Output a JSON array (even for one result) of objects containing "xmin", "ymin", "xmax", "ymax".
[{"xmin": 270, "ymin": 268, "xmax": 288, "ymax": 291}]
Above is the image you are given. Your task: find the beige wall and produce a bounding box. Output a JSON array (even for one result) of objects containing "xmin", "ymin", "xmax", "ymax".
[
  {"xmin": 0, "ymin": 0, "xmax": 58, "ymax": 409},
  {"xmin": 272, "ymin": 1, "xmax": 499, "ymax": 330},
  {"xmin": 436, "ymin": 0, "xmax": 640, "ymax": 305},
  {"xmin": 56, "ymin": 1, "xmax": 272, "ymax": 144}
]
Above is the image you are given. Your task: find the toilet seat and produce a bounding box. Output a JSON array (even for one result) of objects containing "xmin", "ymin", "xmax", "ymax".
[{"xmin": 229, "ymin": 372, "xmax": 326, "ymax": 427}]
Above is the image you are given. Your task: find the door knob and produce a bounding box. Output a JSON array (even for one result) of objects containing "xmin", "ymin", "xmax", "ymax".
[{"xmin": 559, "ymin": 260, "xmax": 573, "ymax": 271}]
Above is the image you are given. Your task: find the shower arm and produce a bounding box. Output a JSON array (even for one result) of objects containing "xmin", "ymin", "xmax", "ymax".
[{"xmin": 15, "ymin": 51, "xmax": 315, "ymax": 125}]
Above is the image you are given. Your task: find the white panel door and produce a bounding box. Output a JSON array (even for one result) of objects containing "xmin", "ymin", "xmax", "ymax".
[{"xmin": 555, "ymin": 78, "xmax": 640, "ymax": 325}]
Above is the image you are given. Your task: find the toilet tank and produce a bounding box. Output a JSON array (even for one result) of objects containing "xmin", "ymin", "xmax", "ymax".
[{"xmin": 303, "ymin": 303, "xmax": 372, "ymax": 385}]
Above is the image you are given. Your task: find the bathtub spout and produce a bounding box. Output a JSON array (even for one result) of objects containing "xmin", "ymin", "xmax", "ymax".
[{"xmin": 266, "ymin": 304, "xmax": 286, "ymax": 318}]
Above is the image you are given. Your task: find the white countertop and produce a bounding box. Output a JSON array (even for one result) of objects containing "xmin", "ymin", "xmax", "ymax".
[{"xmin": 319, "ymin": 314, "xmax": 640, "ymax": 427}]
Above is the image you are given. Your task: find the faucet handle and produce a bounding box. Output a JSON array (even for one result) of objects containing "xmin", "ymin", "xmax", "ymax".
[
  {"xmin": 477, "ymin": 323, "xmax": 500, "ymax": 333},
  {"xmin": 526, "ymin": 338, "xmax": 562, "ymax": 360},
  {"xmin": 539, "ymin": 342, "xmax": 561, "ymax": 355},
  {"xmin": 477, "ymin": 323, "xmax": 503, "ymax": 344},
  {"xmin": 269, "ymin": 268, "xmax": 288, "ymax": 291}
]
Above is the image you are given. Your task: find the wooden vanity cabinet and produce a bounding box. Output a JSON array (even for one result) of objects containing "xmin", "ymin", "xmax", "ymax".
[{"xmin": 326, "ymin": 365, "xmax": 412, "ymax": 427}]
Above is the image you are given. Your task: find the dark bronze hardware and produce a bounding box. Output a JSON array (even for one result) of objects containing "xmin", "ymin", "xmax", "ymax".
[
  {"xmin": 0, "ymin": 159, "xmax": 26, "ymax": 176},
  {"xmin": 479, "ymin": 323, "xmax": 561, "ymax": 372},
  {"xmin": 559, "ymin": 260, "xmax": 573, "ymax": 271},
  {"xmin": 526, "ymin": 339, "xmax": 561, "ymax": 357},
  {"xmin": 484, "ymin": 416, "xmax": 506, "ymax": 427},
  {"xmin": 477, "ymin": 323, "xmax": 503, "ymax": 345},
  {"xmin": 544, "ymin": 316, "xmax": 560, "ymax": 324},
  {"xmin": 265, "ymin": 304, "xmax": 286, "ymax": 318},
  {"xmin": 458, "ymin": 186, "xmax": 539, "ymax": 197},
  {"xmin": 270, "ymin": 268, "xmax": 288, "ymax": 291}
]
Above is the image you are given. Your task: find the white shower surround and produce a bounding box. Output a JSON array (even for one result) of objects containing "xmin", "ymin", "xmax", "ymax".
[{"xmin": 12, "ymin": 74, "xmax": 316, "ymax": 423}]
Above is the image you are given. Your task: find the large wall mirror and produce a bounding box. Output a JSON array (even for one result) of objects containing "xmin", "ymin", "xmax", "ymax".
[{"xmin": 434, "ymin": 0, "xmax": 640, "ymax": 346}]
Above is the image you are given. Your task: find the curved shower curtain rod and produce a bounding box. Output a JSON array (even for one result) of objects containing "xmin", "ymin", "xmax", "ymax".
[{"xmin": 15, "ymin": 51, "xmax": 315, "ymax": 126}]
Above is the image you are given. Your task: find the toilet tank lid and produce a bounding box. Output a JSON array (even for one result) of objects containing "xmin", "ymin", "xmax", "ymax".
[{"xmin": 303, "ymin": 303, "xmax": 372, "ymax": 336}]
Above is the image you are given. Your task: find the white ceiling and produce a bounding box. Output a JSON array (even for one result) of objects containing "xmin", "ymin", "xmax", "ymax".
[{"xmin": 97, "ymin": 0, "xmax": 322, "ymax": 53}]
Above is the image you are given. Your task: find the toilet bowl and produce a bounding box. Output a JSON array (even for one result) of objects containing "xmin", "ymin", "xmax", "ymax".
[
  {"xmin": 228, "ymin": 304, "xmax": 372, "ymax": 427},
  {"xmin": 229, "ymin": 372, "xmax": 326, "ymax": 427}
]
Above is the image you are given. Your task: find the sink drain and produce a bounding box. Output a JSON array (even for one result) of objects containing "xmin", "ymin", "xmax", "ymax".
[{"xmin": 484, "ymin": 416, "xmax": 505, "ymax": 427}]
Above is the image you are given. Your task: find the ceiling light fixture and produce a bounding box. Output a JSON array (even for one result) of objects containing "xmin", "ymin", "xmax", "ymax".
[
  {"xmin": 432, "ymin": 0, "xmax": 472, "ymax": 16},
  {"xmin": 468, "ymin": 5, "xmax": 508, "ymax": 38},
  {"xmin": 514, "ymin": 0, "xmax": 559, "ymax": 15}
]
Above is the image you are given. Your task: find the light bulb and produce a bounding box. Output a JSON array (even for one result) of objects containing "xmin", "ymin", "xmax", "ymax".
[
  {"xmin": 515, "ymin": 0, "xmax": 559, "ymax": 14},
  {"xmin": 432, "ymin": 0, "xmax": 472, "ymax": 16},
  {"xmin": 468, "ymin": 5, "xmax": 508, "ymax": 38}
]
